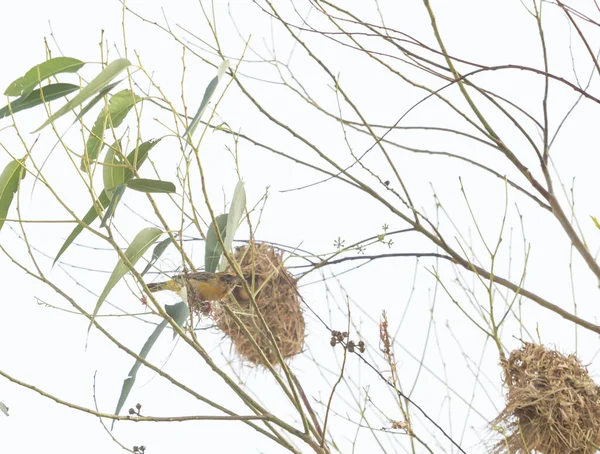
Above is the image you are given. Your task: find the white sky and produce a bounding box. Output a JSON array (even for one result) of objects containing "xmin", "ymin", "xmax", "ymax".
[{"xmin": 2, "ymin": 1, "xmax": 600, "ymax": 453}]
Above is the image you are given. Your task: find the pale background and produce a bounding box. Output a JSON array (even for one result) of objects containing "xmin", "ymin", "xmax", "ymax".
[{"xmin": 1, "ymin": 1, "xmax": 600, "ymax": 453}]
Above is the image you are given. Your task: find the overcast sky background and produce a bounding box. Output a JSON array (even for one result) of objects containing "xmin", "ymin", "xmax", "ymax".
[{"xmin": 2, "ymin": 1, "xmax": 600, "ymax": 453}]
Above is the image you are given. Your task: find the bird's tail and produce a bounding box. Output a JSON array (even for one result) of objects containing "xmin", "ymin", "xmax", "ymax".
[{"xmin": 147, "ymin": 280, "xmax": 180, "ymax": 293}]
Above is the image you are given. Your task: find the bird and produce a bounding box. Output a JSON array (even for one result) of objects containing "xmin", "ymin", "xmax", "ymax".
[{"xmin": 147, "ymin": 271, "xmax": 241, "ymax": 302}]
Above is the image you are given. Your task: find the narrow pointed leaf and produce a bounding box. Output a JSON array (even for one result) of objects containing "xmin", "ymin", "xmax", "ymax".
[
  {"xmin": 112, "ymin": 301, "xmax": 188, "ymax": 427},
  {"xmin": 53, "ymin": 138, "xmax": 161, "ymax": 264},
  {"xmin": 125, "ymin": 178, "xmax": 176, "ymax": 194},
  {"xmin": 99, "ymin": 184, "xmax": 126, "ymax": 228},
  {"xmin": 103, "ymin": 141, "xmax": 126, "ymax": 199},
  {"xmin": 82, "ymin": 89, "xmax": 142, "ymax": 170},
  {"xmin": 184, "ymin": 60, "xmax": 229, "ymax": 142},
  {"xmin": 106, "ymin": 90, "xmax": 143, "ymax": 126},
  {"xmin": 34, "ymin": 58, "xmax": 131, "ymax": 132},
  {"xmin": 592, "ymin": 216, "xmax": 600, "ymax": 230},
  {"xmin": 205, "ymin": 214, "xmax": 228, "ymax": 273},
  {"xmin": 81, "ymin": 114, "xmax": 108, "ymax": 171},
  {"xmin": 5, "ymin": 57, "xmax": 84, "ymax": 97},
  {"xmin": 141, "ymin": 236, "xmax": 173, "ymax": 276},
  {"xmin": 0, "ymin": 159, "xmax": 26, "ymax": 232},
  {"xmin": 121, "ymin": 138, "xmax": 161, "ymax": 177},
  {"xmin": 54, "ymin": 191, "xmax": 109, "ymax": 265},
  {"xmin": 219, "ymin": 181, "xmax": 246, "ymax": 271},
  {"xmin": 90, "ymin": 227, "xmax": 162, "ymax": 330},
  {"xmin": 112, "ymin": 318, "xmax": 166, "ymax": 428},
  {"xmin": 73, "ymin": 79, "xmax": 122, "ymax": 123},
  {"xmin": 167, "ymin": 301, "xmax": 189, "ymax": 339},
  {"xmin": 0, "ymin": 83, "xmax": 79, "ymax": 119},
  {"xmin": 0, "ymin": 401, "xmax": 8, "ymax": 417},
  {"xmin": 165, "ymin": 301, "xmax": 190, "ymax": 325}
]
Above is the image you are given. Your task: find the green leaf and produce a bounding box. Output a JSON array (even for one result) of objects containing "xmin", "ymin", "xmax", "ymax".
[
  {"xmin": 166, "ymin": 301, "xmax": 190, "ymax": 339},
  {"xmin": 205, "ymin": 214, "xmax": 228, "ymax": 273},
  {"xmin": 82, "ymin": 89, "xmax": 142, "ymax": 171},
  {"xmin": 592, "ymin": 216, "xmax": 600, "ymax": 230},
  {"xmin": 90, "ymin": 227, "xmax": 162, "ymax": 331},
  {"xmin": 54, "ymin": 191, "xmax": 110, "ymax": 265},
  {"xmin": 0, "ymin": 159, "xmax": 26, "ymax": 232},
  {"xmin": 103, "ymin": 141, "xmax": 126, "ymax": 199},
  {"xmin": 141, "ymin": 236, "xmax": 173, "ymax": 276},
  {"xmin": 73, "ymin": 79, "xmax": 122, "ymax": 124},
  {"xmin": 34, "ymin": 58, "xmax": 131, "ymax": 132},
  {"xmin": 105, "ymin": 90, "xmax": 142, "ymax": 126},
  {"xmin": 125, "ymin": 178, "xmax": 176, "ymax": 194},
  {"xmin": 219, "ymin": 180, "xmax": 246, "ymax": 271},
  {"xmin": 0, "ymin": 83, "xmax": 79, "ymax": 119},
  {"xmin": 112, "ymin": 301, "xmax": 189, "ymax": 428},
  {"xmin": 121, "ymin": 138, "xmax": 161, "ymax": 181},
  {"xmin": 5, "ymin": 57, "xmax": 85, "ymax": 97},
  {"xmin": 184, "ymin": 59, "xmax": 229, "ymax": 142},
  {"xmin": 53, "ymin": 138, "xmax": 162, "ymax": 265},
  {"xmin": 0, "ymin": 401, "xmax": 8, "ymax": 417},
  {"xmin": 99, "ymin": 184, "xmax": 126, "ymax": 228},
  {"xmin": 166, "ymin": 300, "xmax": 190, "ymax": 326},
  {"xmin": 112, "ymin": 318, "xmax": 167, "ymax": 429}
]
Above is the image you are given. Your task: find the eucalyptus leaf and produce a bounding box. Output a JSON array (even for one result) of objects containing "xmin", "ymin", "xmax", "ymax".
[
  {"xmin": 167, "ymin": 301, "xmax": 190, "ymax": 339},
  {"xmin": 0, "ymin": 401, "xmax": 8, "ymax": 417},
  {"xmin": 0, "ymin": 159, "xmax": 26, "ymax": 232},
  {"xmin": 90, "ymin": 227, "xmax": 163, "ymax": 331},
  {"xmin": 74, "ymin": 79, "xmax": 122, "ymax": 124},
  {"xmin": 112, "ymin": 301, "xmax": 189, "ymax": 428},
  {"xmin": 184, "ymin": 59, "xmax": 229, "ymax": 143},
  {"xmin": 219, "ymin": 180, "xmax": 246, "ymax": 271},
  {"xmin": 34, "ymin": 58, "xmax": 131, "ymax": 132},
  {"xmin": 5, "ymin": 56, "xmax": 84, "ymax": 97},
  {"xmin": 0, "ymin": 83, "xmax": 79, "ymax": 119},
  {"xmin": 125, "ymin": 178, "xmax": 176, "ymax": 194},
  {"xmin": 54, "ymin": 191, "xmax": 110, "ymax": 265},
  {"xmin": 82, "ymin": 89, "xmax": 142, "ymax": 171},
  {"xmin": 103, "ymin": 141, "xmax": 126, "ymax": 199},
  {"xmin": 141, "ymin": 236, "xmax": 173, "ymax": 276},
  {"xmin": 205, "ymin": 214, "xmax": 228, "ymax": 273},
  {"xmin": 167, "ymin": 301, "xmax": 190, "ymax": 326},
  {"xmin": 112, "ymin": 317, "xmax": 167, "ymax": 429},
  {"xmin": 53, "ymin": 138, "xmax": 161, "ymax": 265},
  {"xmin": 99, "ymin": 184, "xmax": 126, "ymax": 228},
  {"xmin": 122, "ymin": 138, "xmax": 161, "ymax": 175}
]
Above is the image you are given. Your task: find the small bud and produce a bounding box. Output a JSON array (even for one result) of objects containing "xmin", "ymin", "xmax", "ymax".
[{"xmin": 347, "ymin": 341, "xmax": 354, "ymax": 352}]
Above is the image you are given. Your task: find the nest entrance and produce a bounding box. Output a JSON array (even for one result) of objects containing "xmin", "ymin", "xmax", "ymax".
[
  {"xmin": 492, "ymin": 342, "xmax": 600, "ymax": 454},
  {"xmin": 208, "ymin": 242, "xmax": 305, "ymax": 367}
]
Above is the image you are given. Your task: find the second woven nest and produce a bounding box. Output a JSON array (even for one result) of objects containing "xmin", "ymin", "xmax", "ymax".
[
  {"xmin": 214, "ymin": 242, "xmax": 305, "ymax": 367},
  {"xmin": 492, "ymin": 342, "xmax": 600, "ymax": 454}
]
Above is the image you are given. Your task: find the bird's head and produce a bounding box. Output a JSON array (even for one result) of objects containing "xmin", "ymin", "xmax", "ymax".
[{"xmin": 217, "ymin": 273, "xmax": 242, "ymax": 288}]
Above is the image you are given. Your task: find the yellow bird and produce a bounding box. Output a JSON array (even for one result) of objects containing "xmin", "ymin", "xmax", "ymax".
[{"xmin": 147, "ymin": 271, "xmax": 240, "ymax": 302}]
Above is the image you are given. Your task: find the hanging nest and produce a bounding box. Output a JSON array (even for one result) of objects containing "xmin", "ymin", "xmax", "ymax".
[
  {"xmin": 491, "ymin": 342, "xmax": 600, "ymax": 454},
  {"xmin": 213, "ymin": 242, "xmax": 305, "ymax": 367}
]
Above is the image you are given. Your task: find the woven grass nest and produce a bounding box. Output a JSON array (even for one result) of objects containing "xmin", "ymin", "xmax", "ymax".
[
  {"xmin": 213, "ymin": 242, "xmax": 305, "ymax": 367},
  {"xmin": 491, "ymin": 342, "xmax": 600, "ymax": 454}
]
